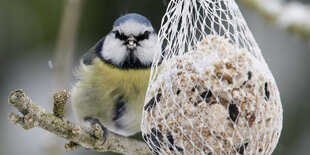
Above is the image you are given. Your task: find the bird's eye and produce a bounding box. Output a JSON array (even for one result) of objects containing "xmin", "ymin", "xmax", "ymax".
[
  {"xmin": 136, "ymin": 31, "xmax": 150, "ymax": 41},
  {"xmin": 113, "ymin": 31, "xmax": 128, "ymax": 41}
]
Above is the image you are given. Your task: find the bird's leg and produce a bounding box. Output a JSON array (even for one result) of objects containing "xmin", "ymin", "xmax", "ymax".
[{"xmin": 84, "ymin": 117, "xmax": 108, "ymax": 143}]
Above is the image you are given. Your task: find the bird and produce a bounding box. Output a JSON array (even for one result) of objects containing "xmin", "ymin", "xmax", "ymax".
[{"xmin": 71, "ymin": 13, "xmax": 159, "ymax": 139}]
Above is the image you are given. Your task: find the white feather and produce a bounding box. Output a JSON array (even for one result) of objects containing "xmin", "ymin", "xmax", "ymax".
[
  {"xmin": 101, "ymin": 34, "xmax": 128, "ymax": 65},
  {"xmin": 113, "ymin": 20, "xmax": 154, "ymax": 36},
  {"xmin": 100, "ymin": 20, "xmax": 158, "ymax": 66},
  {"xmin": 135, "ymin": 34, "xmax": 158, "ymax": 65}
]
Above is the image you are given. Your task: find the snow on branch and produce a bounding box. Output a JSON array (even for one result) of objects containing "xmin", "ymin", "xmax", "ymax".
[
  {"xmin": 8, "ymin": 89, "xmax": 151, "ymax": 155},
  {"xmin": 238, "ymin": 0, "xmax": 310, "ymax": 37}
]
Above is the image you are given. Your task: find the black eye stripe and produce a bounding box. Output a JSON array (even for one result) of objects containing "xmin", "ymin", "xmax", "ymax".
[
  {"xmin": 113, "ymin": 31, "xmax": 128, "ymax": 41},
  {"xmin": 113, "ymin": 31, "xmax": 151, "ymax": 41},
  {"xmin": 136, "ymin": 31, "xmax": 150, "ymax": 41}
]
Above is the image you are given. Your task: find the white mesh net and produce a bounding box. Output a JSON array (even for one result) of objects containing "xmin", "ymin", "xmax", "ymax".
[{"xmin": 141, "ymin": 0, "xmax": 283, "ymax": 155}]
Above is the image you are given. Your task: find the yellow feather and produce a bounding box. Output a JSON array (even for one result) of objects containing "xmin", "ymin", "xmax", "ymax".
[
  {"xmin": 90, "ymin": 58, "xmax": 150, "ymax": 98},
  {"xmin": 71, "ymin": 57, "xmax": 151, "ymax": 136}
]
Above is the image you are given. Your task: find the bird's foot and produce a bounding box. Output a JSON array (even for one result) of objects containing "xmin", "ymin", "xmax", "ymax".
[{"xmin": 84, "ymin": 117, "xmax": 108, "ymax": 144}]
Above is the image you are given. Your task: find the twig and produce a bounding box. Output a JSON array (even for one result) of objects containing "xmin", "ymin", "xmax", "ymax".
[
  {"xmin": 53, "ymin": 90, "xmax": 70, "ymax": 119},
  {"xmin": 8, "ymin": 89, "xmax": 151, "ymax": 155},
  {"xmin": 64, "ymin": 141, "xmax": 79, "ymax": 151},
  {"xmin": 49, "ymin": 0, "xmax": 85, "ymax": 154}
]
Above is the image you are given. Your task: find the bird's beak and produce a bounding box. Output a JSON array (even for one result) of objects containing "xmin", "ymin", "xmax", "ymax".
[
  {"xmin": 128, "ymin": 40, "xmax": 135, "ymax": 46},
  {"xmin": 126, "ymin": 35, "xmax": 137, "ymax": 48}
]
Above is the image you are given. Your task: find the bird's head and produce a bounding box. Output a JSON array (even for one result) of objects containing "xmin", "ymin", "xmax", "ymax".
[{"xmin": 97, "ymin": 13, "xmax": 158, "ymax": 69}]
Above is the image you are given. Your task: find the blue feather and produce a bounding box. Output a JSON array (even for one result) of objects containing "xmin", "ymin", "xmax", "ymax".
[{"xmin": 113, "ymin": 13, "xmax": 152, "ymax": 27}]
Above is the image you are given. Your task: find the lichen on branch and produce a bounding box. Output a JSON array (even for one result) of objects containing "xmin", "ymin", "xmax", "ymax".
[{"xmin": 8, "ymin": 89, "xmax": 150, "ymax": 155}]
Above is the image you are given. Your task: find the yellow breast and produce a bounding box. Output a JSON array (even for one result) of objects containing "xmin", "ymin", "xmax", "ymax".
[{"xmin": 81, "ymin": 58, "xmax": 151, "ymax": 105}]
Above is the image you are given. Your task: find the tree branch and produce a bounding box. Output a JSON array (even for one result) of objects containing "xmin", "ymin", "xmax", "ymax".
[
  {"xmin": 8, "ymin": 89, "xmax": 151, "ymax": 155},
  {"xmin": 237, "ymin": 0, "xmax": 310, "ymax": 38}
]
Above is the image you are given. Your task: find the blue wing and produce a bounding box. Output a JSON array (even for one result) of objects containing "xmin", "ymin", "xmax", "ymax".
[{"xmin": 82, "ymin": 37, "xmax": 105, "ymax": 65}]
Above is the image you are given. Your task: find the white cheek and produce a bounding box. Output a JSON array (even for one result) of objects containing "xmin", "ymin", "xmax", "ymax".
[
  {"xmin": 101, "ymin": 35, "xmax": 127, "ymax": 65},
  {"xmin": 135, "ymin": 35, "xmax": 159, "ymax": 65}
]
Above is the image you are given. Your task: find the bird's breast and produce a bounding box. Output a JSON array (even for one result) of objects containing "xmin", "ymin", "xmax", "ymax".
[{"xmin": 89, "ymin": 58, "xmax": 151, "ymax": 99}]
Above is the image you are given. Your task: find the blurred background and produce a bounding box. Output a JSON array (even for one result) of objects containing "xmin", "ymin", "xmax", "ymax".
[{"xmin": 0, "ymin": 0, "xmax": 309, "ymax": 155}]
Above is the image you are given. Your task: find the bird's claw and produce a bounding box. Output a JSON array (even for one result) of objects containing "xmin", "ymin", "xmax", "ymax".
[{"xmin": 84, "ymin": 117, "xmax": 108, "ymax": 144}]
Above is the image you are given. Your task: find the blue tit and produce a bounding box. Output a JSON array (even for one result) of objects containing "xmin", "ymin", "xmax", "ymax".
[{"xmin": 71, "ymin": 13, "xmax": 158, "ymax": 137}]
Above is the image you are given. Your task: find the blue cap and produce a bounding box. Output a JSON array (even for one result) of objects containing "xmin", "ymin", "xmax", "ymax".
[{"xmin": 113, "ymin": 13, "xmax": 152, "ymax": 27}]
